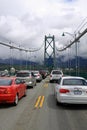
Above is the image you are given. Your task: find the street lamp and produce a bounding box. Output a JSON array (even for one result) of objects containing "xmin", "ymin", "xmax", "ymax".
[
  {"xmin": 62, "ymin": 32, "xmax": 79, "ymax": 76},
  {"xmin": 62, "ymin": 32, "xmax": 75, "ymax": 38}
]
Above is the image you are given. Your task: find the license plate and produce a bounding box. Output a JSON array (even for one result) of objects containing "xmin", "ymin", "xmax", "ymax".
[{"xmin": 74, "ymin": 90, "xmax": 82, "ymax": 95}]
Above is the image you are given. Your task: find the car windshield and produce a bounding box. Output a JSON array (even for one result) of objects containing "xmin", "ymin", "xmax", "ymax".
[
  {"xmin": 0, "ymin": 79, "xmax": 12, "ymax": 86},
  {"xmin": 52, "ymin": 71, "xmax": 62, "ymax": 74},
  {"xmin": 16, "ymin": 72, "xmax": 30, "ymax": 77},
  {"xmin": 63, "ymin": 79, "xmax": 87, "ymax": 85}
]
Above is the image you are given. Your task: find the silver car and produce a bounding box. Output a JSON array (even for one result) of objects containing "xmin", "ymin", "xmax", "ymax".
[
  {"xmin": 32, "ymin": 71, "xmax": 42, "ymax": 82},
  {"xmin": 16, "ymin": 70, "xmax": 36, "ymax": 88},
  {"xmin": 54, "ymin": 76, "xmax": 87, "ymax": 105},
  {"xmin": 50, "ymin": 70, "xmax": 63, "ymax": 83}
]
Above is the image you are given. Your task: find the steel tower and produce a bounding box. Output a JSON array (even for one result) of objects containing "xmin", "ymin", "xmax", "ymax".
[{"xmin": 44, "ymin": 35, "xmax": 55, "ymax": 69}]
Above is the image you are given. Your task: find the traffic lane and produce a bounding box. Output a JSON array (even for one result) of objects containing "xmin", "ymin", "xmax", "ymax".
[
  {"xmin": 48, "ymin": 82, "xmax": 87, "ymax": 130},
  {"xmin": 39, "ymin": 82, "xmax": 87, "ymax": 130},
  {"xmin": 14, "ymin": 81, "xmax": 87, "ymax": 130},
  {"xmin": 2, "ymin": 78, "xmax": 87, "ymax": 130},
  {"xmin": 0, "ymin": 81, "xmax": 44, "ymax": 130},
  {"xmin": 13, "ymin": 78, "xmax": 50, "ymax": 130}
]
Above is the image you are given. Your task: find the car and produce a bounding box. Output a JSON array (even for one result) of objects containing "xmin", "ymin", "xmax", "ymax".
[
  {"xmin": 32, "ymin": 71, "xmax": 42, "ymax": 82},
  {"xmin": 16, "ymin": 70, "xmax": 36, "ymax": 88},
  {"xmin": 50, "ymin": 70, "xmax": 63, "ymax": 83},
  {"xmin": 39, "ymin": 70, "xmax": 47, "ymax": 79},
  {"xmin": 54, "ymin": 76, "xmax": 87, "ymax": 105},
  {"xmin": 0, "ymin": 77, "xmax": 27, "ymax": 105},
  {"xmin": 0, "ymin": 70, "xmax": 10, "ymax": 77}
]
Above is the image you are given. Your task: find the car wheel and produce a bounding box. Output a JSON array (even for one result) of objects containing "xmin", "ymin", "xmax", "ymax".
[
  {"xmin": 56, "ymin": 98, "xmax": 62, "ymax": 106},
  {"xmin": 14, "ymin": 94, "xmax": 19, "ymax": 106},
  {"xmin": 32, "ymin": 85, "xmax": 34, "ymax": 88},
  {"xmin": 50, "ymin": 80, "xmax": 52, "ymax": 83}
]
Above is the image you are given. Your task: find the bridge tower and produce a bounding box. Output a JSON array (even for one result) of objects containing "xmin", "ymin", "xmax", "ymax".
[{"xmin": 44, "ymin": 35, "xmax": 56, "ymax": 69}]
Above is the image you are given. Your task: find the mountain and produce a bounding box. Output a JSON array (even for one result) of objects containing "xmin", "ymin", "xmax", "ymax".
[
  {"xmin": 0, "ymin": 56, "xmax": 87, "ymax": 69},
  {"xmin": 56, "ymin": 56, "xmax": 87, "ymax": 70},
  {"xmin": 0, "ymin": 58, "xmax": 37, "ymax": 65}
]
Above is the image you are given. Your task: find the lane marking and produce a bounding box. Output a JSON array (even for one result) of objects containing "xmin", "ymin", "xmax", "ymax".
[
  {"xmin": 35, "ymin": 96, "xmax": 41, "ymax": 108},
  {"xmin": 39, "ymin": 96, "xmax": 45, "ymax": 108},
  {"xmin": 34, "ymin": 96, "xmax": 45, "ymax": 109},
  {"xmin": 45, "ymin": 80, "xmax": 49, "ymax": 83},
  {"xmin": 43, "ymin": 83, "xmax": 48, "ymax": 88}
]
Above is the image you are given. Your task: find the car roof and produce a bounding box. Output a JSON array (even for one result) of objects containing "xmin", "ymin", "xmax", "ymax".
[
  {"xmin": 17, "ymin": 70, "xmax": 30, "ymax": 73},
  {"xmin": 62, "ymin": 76, "xmax": 85, "ymax": 80},
  {"xmin": 51, "ymin": 69, "xmax": 62, "ymax": 72},
  {"xmin": 0, "ymin": 76, "xmax": 16, "ymax": 80},
  {"xmin": 32, "ymin": 70, "xmax": 39, "ymax": 72}
]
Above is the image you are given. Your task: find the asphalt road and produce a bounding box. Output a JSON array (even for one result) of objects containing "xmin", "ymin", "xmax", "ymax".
[{"xmin": 0, "ymin": 77, "xmax": 87, "ymax": 130}]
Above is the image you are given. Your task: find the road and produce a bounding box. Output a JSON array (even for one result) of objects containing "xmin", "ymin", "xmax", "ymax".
[{"xmin": 0, "ymin": 77, "xmax": 87, "ymax": 130}]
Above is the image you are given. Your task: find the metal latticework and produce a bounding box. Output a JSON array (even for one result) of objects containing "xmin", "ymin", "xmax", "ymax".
[{"xmin": 44, "ymin": 35, "xmax": 55, "ymax": 69}]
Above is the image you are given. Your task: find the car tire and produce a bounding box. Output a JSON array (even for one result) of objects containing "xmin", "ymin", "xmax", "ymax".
[
  {"xmin": 56, "ymin": 98, "xmax": 62, "ymax": 106},
  {"xmin": 50, "ymin": 80, "xmax": 52, "ymax": 83},
  {"xmin": 32, "ymin": 85, "xmax": 34, "ymax": 88},
  {"xmin": 14, "ymin": 94, "xmax": 19, "ymax": 106}
]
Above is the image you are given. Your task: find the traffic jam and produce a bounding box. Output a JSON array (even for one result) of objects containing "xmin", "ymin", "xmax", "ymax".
[
  {"xmin": 0, "ymin": 69, "xmax": 87, "ymax": 130},
  {"xmin": 0, "ymin": 69, "xmax": 87, "ymax": 106},
  {"xmin": 0, "ymin": 69, "xmax": 48, "ymax": 106}
]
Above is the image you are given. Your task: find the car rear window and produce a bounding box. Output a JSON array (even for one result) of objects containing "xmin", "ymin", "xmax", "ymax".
[
  {"xmin": 0, "ymin": 79, "xmax": 12, "ymax": 86},
  {"xmin": 63, "ymin": 79, "xmax": 87, "ymax": 85},
  {"xmin": 33, "ymin": 71, "xmax": 38, "ymax": 74},
  {"xmin": 16, "ymin": 72, "xmax": 30, "ymax": 77},
  {"xmin": 52, "ymin": 71, "xmax": 62, "ymax": 74}
]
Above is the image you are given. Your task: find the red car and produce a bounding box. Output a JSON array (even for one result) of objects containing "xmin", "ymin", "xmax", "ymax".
[{"xmin": 0, "ymin": 77, "xmax": 27, "ymax": 105}]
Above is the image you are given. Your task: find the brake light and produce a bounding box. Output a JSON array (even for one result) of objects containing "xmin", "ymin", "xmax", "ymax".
[
  {"xmin": 59, "ymin": 88, "xmax": 69, "ymax": 93},
  {"xmin": 4, "ymin": 88, "xmax": 11, "ymax": 94},
  {"xmin": 50, "ymin": 75, "xmax": 52, "ymax": 77}
]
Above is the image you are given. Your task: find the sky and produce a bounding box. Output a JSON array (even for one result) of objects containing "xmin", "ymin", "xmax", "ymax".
[{"xmin": 0, "ymin": 0, "xmax": 87, "ymax": 62}]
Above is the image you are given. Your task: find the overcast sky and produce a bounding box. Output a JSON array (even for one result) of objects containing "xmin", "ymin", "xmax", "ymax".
[{"xmin": 0, "ymin": 0, "xmax": 87, "ymax": 62}]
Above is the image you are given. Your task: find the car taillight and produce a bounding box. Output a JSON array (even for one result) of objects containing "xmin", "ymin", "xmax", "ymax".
[
  {"xmin": 4, "ymin": 88, "xmax": 11, "ymax": 94},
  {"xmin": 50, "ymin": 75, "xmax": 52, "ymax": 77},
  {"xmin": 59, "ymin": 88, "xmax": 70, "ymax": 93}
]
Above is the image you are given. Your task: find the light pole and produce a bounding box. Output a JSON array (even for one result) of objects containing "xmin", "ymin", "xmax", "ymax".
[
  {"xmin": 62, "ymin": 32, "xmax": 79, "ymax": 76},
  {"xmin": 19, "ymin": 45, "xmax": 23, "ymax": 70},
  {"xmin": 25, "ymin": 50, "xmax": 28, "ymax": 70}
]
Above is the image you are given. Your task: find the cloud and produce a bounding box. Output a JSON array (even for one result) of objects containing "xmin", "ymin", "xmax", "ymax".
[{"xmin": 0, "ymin": 0, "xmax": 87, "ymax": 62}]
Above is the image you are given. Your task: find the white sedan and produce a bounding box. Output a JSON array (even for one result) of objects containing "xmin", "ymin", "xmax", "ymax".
[{"xmin": 54, "ymin": 76, "xmax": 87, "ymax": 105}]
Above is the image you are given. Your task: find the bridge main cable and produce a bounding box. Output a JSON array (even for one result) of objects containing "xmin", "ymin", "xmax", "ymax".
[{"xmin": 0, "ymin": 41, "xmax": 44, "ymax": 52}]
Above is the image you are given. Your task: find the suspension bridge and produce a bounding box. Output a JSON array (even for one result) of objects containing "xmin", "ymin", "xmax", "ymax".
[{"xmin": 0, "ymin": 22, "xmax": 87, "ymax": 78}]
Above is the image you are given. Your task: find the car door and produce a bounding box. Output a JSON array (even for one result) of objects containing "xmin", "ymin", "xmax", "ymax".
[{"xmin": 15, "ymin": 78, "xmax": 24, "ymax": 98}]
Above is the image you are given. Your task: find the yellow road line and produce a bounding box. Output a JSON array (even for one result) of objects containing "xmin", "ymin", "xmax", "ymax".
[
  {"xmin": 34, "ymin": 96, "xmax": 45, "ymax": 109},
  {"xmin": 39, "ymin": 96, "xmax": 45, "ymax": 108},
  {"xmin": 45, "ymin": 80, "xmax": 49, "ymax": 83},
  {"xmin": 34, "ymin": 96, "xmax": 41, "ymax": 108},
  {"xmin": 44, "ymin": 83, "xmax": 48, "ymax": 88}
]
